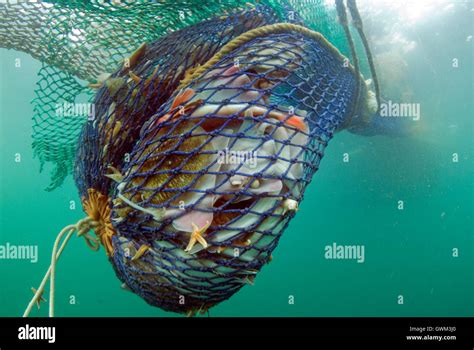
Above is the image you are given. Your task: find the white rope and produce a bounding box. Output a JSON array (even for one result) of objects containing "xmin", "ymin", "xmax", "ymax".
[{"xmin": 23, "ymin": 217, "xmax": 100, "ymax": 317}]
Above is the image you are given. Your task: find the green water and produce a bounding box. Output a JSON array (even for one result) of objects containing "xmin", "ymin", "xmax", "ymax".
[{"xmin": 0, "ymin": 1, "xmax": 472, "ymax": 317}]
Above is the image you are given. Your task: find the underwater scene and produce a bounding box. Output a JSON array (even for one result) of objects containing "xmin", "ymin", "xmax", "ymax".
[{"xmin": 0, "ymin": 0, "xmax": 472, "ymax": 318}]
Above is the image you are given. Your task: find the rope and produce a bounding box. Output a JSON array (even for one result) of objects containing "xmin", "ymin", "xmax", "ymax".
[
  {"xmin": 347, "ymin": 0, "xmax": 382, "ymax": 111},
  {"xmin": 23, "ymin": 217, "xmax": 100, "ymax": 318},
  {"xmin": 178, "ymin": 22, "xmax": 356, "ymax": 89},
  {"xmin": 335, "ymin": 0, "xmax": 361, "ymax": 129}
]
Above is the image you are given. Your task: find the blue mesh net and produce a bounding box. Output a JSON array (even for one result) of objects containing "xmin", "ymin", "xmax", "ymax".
[{"xmin": 73, "ymin": 6, "xmax": 371, "ymax": 314}]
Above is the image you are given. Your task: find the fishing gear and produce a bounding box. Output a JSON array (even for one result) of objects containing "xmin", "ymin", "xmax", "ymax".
[{"xmin": 13, "ymin": 2, "xmax": 383, "ymax": 316}]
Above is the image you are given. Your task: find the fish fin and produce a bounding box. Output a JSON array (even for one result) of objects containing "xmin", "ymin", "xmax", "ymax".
[
  {"xmin": 144, "ymin": 66, "xmax": 160, "ymax": 88},
  {"xmin": 124, "ymin": 42, "xmax": 147, "ymax": 70},
  {"xmin": 128, "ymin": 71, "xmax": 142, "ymax": 84},
  {"xmin": 131, "ymin": 244, "xmax": 150, "ymax": 261},
  {"xmin": 171, "ymin": 88, "xmax": 195, "ymax": 109},
  {"xmin": 285, "ymin": 115, "xmax": 308, "ymax": 132},
  {"xmin": 88, "ymin": 82, "xmax": 103, "ymax": 89},
  {"xmin": 222, "ymin": 65, "xmax": 240, "ymax": 76},
  {"xmin": 266, "ymin": 110, "xmax": 308, "ymax": 132}
]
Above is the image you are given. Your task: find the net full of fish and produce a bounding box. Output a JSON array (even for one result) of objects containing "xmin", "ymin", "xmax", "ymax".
[{"xmin": 75, "ymin": 8, "xmax": 376, "ymax": 316}]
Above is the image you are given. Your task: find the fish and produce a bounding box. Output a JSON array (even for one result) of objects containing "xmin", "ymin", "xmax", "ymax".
[
  {"xmin": 157, "ymin": 65, "xmax": 308, "ymax": 132},
  {"xmin": 115, "ymin": 59, "xmax": 310, "ymax": 254}
]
